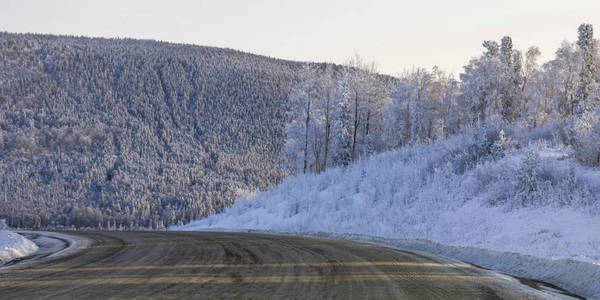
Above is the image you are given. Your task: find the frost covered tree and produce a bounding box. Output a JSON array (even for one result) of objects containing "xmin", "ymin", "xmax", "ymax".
[
  {"xmin": 408, "ymin": 68, "xmax": 433, "ymax": 143},
  {"xmin": 441, "ymin": 79, "xmax": 462, "ymax": 137},
  {"xmin": 460, "ymin": 40, "xmax": 503, "ymax": 123},
  {"xmin": 521, "ymin": 47, "xmax": 544, "ymax": 126},
  {"xmin": 384, "ymin": 69, "xmax": 430, "ymax": 146},
  {"xmin": 310, "ymin": 65, "xmax": 346, "ymax": 173},
  {"xmin": 560, "ymin": 24, "xmax": 600, "ymax": 167},
  {"xmin": 569, "ymin": 107, "xmax": 600, "ymax": 166},
  {"xmin": 340, "ymin": 55, "xmax": 387, "ymax": 161},
  {"xmin": 575, "ymin": 23, "xmax": 598, "ymax": 114},
  {"xmin": 283, "ymin": 63, "xmax": 370, "ymax": 174},
  {"xmin": 283, "ymin": 54, "xmax": 398, "ymax": 172},
  {"xmin": 331, "ymin": 70, "xmax": 354, "ymax": 166},
  {"xmin": 312, "ymin": 65, "xmax": 336, "ymax": 172},
  {"xmin": 429, "ymin": 67, "xmax": 460, "ymax": 139},
  {"xmin": 283, "ymin": 64, "xmax": 319, "ymax": 174},
  {"xmin": 383, "ymin": 78, "xmax": 410, "ymax": 149},
  {"xmin": 523, "ymin": 46, "xmax": 542, "ymax": 92},
  {"xmin": 541, "ymin": 42, "xmax": 581, "ymax": 118},
  {"xmin": 500, "ymin": 36, "xmax": 524, "ymax": 122},
  {"xmin": 383, "ymin": 67, "xmax": 459, "ymax": 146},
  {"xmin": 516, "ymin": 149, "xmax": 542, "ymax": 206},
  {"xmin": 461, "ymin": 37, "xmax": 525, "ymax": 123}
]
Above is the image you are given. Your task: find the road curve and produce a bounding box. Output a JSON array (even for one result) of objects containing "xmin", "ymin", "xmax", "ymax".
[{"xmin": 0, "ymin": 231, "xmax": 576, "ymax": 299}]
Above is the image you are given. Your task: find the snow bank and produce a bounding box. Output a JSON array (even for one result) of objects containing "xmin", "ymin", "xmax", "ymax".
[
  {"xmin": 25, "ymin": 231, "xmax": 92, "ymax": 260},
  {"xmin": 175, "ymin": 127, "xmax": 600, "ymax": 298},
  {"xmin": 0, "ymin": 230, "xmax": 38, "ymax": 265}
]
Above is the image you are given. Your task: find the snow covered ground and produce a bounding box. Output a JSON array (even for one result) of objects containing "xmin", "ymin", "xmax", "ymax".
[
  {"xmin": 0, "ymin": 230, "xmax": 38, "ymax": 265},
  {"xmin": 176, "ymin": 127, "xmax": 600, "ymax": 299}
]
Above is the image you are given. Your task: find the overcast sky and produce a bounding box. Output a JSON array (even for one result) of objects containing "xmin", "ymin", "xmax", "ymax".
[{"xmin": 1, "ymin": 0, "xmax": 599, "ymax": 76}]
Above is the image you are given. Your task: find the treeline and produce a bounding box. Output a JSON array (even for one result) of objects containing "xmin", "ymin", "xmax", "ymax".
[{"xmin": 283, "ymin": 24, "xmax": 600, "ymax": 174}]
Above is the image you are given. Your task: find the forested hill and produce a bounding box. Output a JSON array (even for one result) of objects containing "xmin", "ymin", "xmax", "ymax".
[{"xmin": 0, "ymin": 32, "xmax": 311, "ymax": 229}]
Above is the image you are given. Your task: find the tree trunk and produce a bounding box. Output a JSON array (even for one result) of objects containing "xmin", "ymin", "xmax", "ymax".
[
  {"xmin": 404, "ymin": 102, "xmax": 411, "ymax": 145},
  {"xmin": 303, "ymin": 100, "xmax": 311, "ymax": 174},
  {"xmin": 323, "ymin": 110, "xmax": 330, "ymax": 172},
  {"xmin": 313, "ymin": 130, "xmax": 321, "ymax": 174},
  {"xmin": 365, "ymin": 110, "xmax": 371, "ymax": 154},
  {"xmin": 351, "ymin": 93, "xmax": 359, "ymax": 162}
]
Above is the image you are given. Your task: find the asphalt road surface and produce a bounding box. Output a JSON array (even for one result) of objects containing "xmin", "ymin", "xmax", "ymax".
[{"xmin": 0, "ymin": 231, "xmax": 578, "ymax": 299}]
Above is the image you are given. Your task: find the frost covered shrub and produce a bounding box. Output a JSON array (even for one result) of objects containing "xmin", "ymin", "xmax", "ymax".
[
  {"xmin": 490, "ymin": 129, "xmax": 509, "ymax": 160},
  {"xmin": 517, "ymin": 120, "xmax": 564, "ymax": 145},
  {"xmin": 481, "ymin": 117, "xmax": 517, "ymax": 152},
  {"xmin": 425, "ymin": 120, "xmax": 520, "ymax": 176},
  {"xmin": 555, "ymin": 167, "xmax": 580, "ymax": 206},
  {"xmin": 515, "ymin": 149, "xmax": 543, "ymax": 206},
  {"xmin": 476, "ymin": 117, "xmax": 506, "ymax": 155},
  {"xmin": 458, "ymin": 117, "xmax": 520, "ymax": 166},
  {"xmin": 567, "ymin": 108, "xmax": 600, "ymax": 166}
]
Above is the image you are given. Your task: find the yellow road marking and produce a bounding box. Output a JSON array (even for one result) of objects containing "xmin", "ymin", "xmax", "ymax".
[
  {"xmin": 0, "ymin": 273, "xmax": 495, "ymax": 287},
  {"xmin": 0, "ymin": 261, "xmax": 471, "ymax": 274}
]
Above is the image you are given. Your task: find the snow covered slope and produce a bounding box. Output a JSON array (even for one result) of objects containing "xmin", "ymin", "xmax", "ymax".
[
  {"xmin": 0, "ymin": 230, "xmax": 38, "ymax": 265},
  {"xmin": 179, "ymin": 132, "xmax": 600, "ymax": 262},
  {"xmin": 176, "ymin": 127, "xmax": 600, "ymax": 298}
]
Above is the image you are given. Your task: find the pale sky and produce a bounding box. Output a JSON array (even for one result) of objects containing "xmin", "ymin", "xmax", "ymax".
[{"xmin": 1, "ymin": 0, "xmax": 599, "ymax": 76}]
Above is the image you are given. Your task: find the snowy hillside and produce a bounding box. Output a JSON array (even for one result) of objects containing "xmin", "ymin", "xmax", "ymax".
[
  {"xmin": 0, "ymin": 230, "xmax": 38, "ymax": 265},
  {"xmin": 177, "ymin": 123, "xmax": 600, "ymax": 262},
  {"xmin": 0, "ymin": 32, "xmax": 299, "ymax": 229}
]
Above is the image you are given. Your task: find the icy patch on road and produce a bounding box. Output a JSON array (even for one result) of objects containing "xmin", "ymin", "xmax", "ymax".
[{"xmin": 0, "ymin": 230, "xmax": 38, "ymax": 265}]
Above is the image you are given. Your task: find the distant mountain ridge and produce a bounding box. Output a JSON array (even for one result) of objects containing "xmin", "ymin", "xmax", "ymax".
[{"xmin": 0, "ymin": 32, "xmax": 312, "ymax": 229}]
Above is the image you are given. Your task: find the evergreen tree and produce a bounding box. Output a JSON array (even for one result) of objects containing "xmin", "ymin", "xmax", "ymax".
[{"xmin": 575, "ymin": 23, "xmax": 598, "ymax": 114}]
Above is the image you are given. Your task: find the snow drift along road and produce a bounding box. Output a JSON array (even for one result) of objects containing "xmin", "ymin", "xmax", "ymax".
[{"xmin": 0, "ymin": 230, "xmax": 38, "ymax": 265}]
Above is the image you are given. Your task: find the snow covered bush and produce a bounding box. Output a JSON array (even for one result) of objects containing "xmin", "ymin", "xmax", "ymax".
[
  {"xmin": 515, "ymin": 149, "xmax": 543, "ymax": 206},
  {"xmin": 567, "ymin": 108, "xmax": 600, "ymax": 167}
]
